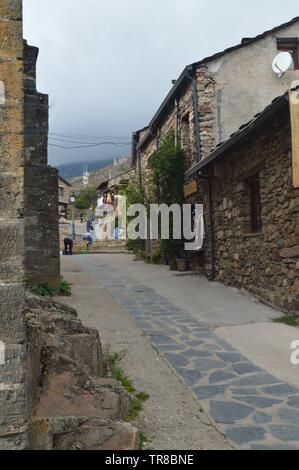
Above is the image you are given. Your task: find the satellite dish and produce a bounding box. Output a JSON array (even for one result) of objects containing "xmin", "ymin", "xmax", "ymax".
[{"xmin": 272, "ymin": 52, "xmax": 293, "ymax": 78}]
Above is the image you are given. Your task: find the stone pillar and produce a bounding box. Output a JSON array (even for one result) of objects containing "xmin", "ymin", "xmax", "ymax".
[
  {"xmin": 0, "ymin": 0, "xmax": 28, "ymax": 449},
  {"xmin": 24, "ymin": 41, "xmax": 61, "ymax": 288}
]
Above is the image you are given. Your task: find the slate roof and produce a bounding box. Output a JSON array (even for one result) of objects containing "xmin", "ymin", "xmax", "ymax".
[
  {"xmin": 58, "ymin": 174, "xmax": 72, "ymax": 187},
  {"xmin": 190, "ymin": 16, "xmax": 299, "ymax": 69}
]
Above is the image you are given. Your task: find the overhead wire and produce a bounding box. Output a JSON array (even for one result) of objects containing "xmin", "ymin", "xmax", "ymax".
[
  {"xmin": 48, "ymin": 132, "xmax": 131, "ymax": 150},
  {"xmin": 49, "ymin": 132, "xmax": 130, "ymax": 141}
]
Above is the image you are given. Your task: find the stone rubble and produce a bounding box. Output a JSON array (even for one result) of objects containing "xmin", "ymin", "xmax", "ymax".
[{"xmin": 26, "ymin": 294, "xmax": 139, "ymax": 450}]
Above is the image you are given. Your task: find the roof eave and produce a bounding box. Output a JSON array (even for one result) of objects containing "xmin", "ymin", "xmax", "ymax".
[
  {"xmin": 58, "ymin": 174, "xmax": 72, "ymax": 187},
  {"xmin": 137, "ymin": 65, "xmax": 194, "ymax": 151}
]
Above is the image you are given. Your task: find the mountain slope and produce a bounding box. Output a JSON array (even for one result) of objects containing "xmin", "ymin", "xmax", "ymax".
[{"xmin": 55, "ymin": 159, "xmax": 114, "ymax": 180}]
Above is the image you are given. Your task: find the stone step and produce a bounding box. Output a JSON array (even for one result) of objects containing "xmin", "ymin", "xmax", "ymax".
[
  {"xmin": 61, "ymin": 241, "xmax": 127, "ymax": 249},
  {"xmin": 89, "ymin": 250, "xmax": 132, "ymax": 255},
  {"xmin": 93, "ymin": 245, "xmax": 126, "ymax": 250}
]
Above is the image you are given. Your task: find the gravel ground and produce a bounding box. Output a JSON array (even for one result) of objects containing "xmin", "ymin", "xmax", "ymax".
[{"xmin": 61, "ymin": 257, "xmax": 233, "ymax": 450}]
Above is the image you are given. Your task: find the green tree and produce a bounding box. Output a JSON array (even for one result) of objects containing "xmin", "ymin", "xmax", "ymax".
[
  {"xmin": 150, "ymin": 133, "xmax": 185, "ymax": 258},
  {"xmin": 75, "ymin": 185, "xmax": 97, "ymax": 210},
  {"xmin": 150, "ymin": 133, "xmax": 185, "ymax": 206},
  {"xmin": 121, "ymin": 174, "xmax": 147, "ymax": 259}
]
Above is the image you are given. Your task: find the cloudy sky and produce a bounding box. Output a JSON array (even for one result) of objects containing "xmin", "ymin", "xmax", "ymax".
[{"xmin": 23, "ymin": 0, "xmax": 299, "ymax": 166}]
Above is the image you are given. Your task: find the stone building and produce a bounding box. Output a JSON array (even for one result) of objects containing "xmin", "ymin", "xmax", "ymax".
[
  {"xmin": 132, "ymin": 17, "xmax": 299, "ymax": 177},
  {"xmin": 96, "ymin": 168, "xmax": 135, "ymax": 203},
  {"xmin": 58, "ymin": 175, "xmax": 72, "ymax": 218},
  {"xmin": 185, "ymin": 91, "xmax": 299, "ymax": 313},
  {"xmin": 131, "ymin": 17, "xmax": 299, "ymax": 310},
  {"xmin": 24, "ymin": 40, "xmax": 60, "ymax": 288}
]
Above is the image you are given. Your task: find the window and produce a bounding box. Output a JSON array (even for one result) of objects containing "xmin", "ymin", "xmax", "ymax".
[
  {"xmin": 248, "ymin": 176, "xmax": 262, "ymax": 233},
  {"xmin": 277, "ymin": 38, "xmax": 299, "ymax": 70},
  {"xmin": 181, "ymin": 114, "xmax": 190, "ymax": 146}
]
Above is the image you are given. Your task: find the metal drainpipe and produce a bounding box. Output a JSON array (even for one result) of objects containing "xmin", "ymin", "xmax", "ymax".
[
  {"xmin": 187, "ymin": 67, "xmax": 201, "ymax": 162},
  {"xmin": 175, "ymin": 98, "xmax": 179, "ymax": 146},
  {"xmin": 197, "ymin": 173, "xmax": 216, "ymax": 281},
  {"xmin": 137, "ymin": 149, "xmax": 142, "ymax": 189},
  {"xmin": 149, "ymin": 127, "xmax": 159, "ymax": 150}
]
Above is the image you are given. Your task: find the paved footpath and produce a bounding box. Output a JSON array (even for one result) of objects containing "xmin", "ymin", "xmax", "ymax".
[{"xmin": 62, "ymin": 255, "xmax": 299, "ymax": 450}]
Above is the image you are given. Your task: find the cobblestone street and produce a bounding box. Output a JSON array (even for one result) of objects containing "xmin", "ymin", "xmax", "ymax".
[{"xmin": 62, "ymin": 254, "xmax": 299, "ymax": 450}]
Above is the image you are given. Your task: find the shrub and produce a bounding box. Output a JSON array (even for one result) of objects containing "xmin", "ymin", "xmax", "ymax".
[
  {"xmin": 30, "ymin": 279, "xmax": 72, "ymax": 297},
  {"xmin": 150, "ymin": 133, "xmax": 185, "ymax": 258},
  {"xmin": 125, "ymin": 238, "xmax": 146, "ymax": 260},
  {"xmin": 104, "ymin": 346, "xmax": 149, "ymax": 421},
  {"xmin": 60, "ymin": 279, "xmax": 72, "ymax": 296},
  {"xmin": 273, "ymin": 315, "xmax": 298, "ymax": 326},
  {"xmin": 122, "ymin": 176, "xmax": 148, "ymax": 260},
  {"xmin": 30, "ymin": 282, "xmax": 55, "ymax": 297}
]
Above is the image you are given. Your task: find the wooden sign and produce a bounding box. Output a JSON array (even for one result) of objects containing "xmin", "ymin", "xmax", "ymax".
[
  {"xmin": 184, "ymin": 180, "xmax": 198, "ymax": 198},
  {"xmin": 289, "ymin": 90, "xmax": 299, "ymax": 188}
]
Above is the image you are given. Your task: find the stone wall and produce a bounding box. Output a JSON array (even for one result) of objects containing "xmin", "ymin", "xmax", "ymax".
[
  {"xmin": 137, "ymin": 67, "xmax": 221, "ymax": 172},
  {"xmin": 24, "ymin": 41, "xmax": 60, "ymax": 288},
  {"xmin": 196, "ymin": 66, "xmax": 217, "ymax": 159},
  {"xmin": 25, "ymin": 165, "xmax": 61, "ymax": 287},
  {"xmin": 0, "ymin": 0, "xmax": 28, "ymax": 450},
  {"xmin": 197, "ymin": 107, "xmax": 299, "ymax": 312}
]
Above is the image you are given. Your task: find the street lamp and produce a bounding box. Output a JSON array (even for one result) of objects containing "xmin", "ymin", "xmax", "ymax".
[{"xmin": 70, "ymin": 193, "xmax": 76, "ymax": 240}]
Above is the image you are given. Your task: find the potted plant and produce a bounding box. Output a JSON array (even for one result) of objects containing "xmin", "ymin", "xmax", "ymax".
[
  {"xmin": 168, "ymin": 254, "xmax": 177, "ymax": 271},
  {"xmin": 162, "ymin": 239, "xmax": 184, "ymax": 271},
  {"xmin": 176, "ymin": 257, "xmax": 189, "ymax": 272}
]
